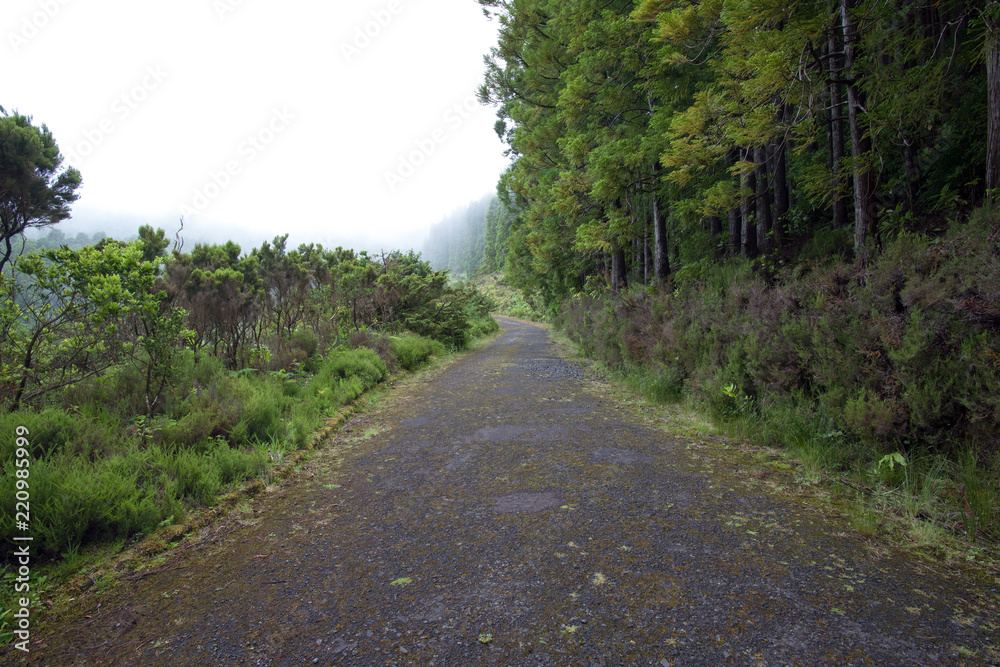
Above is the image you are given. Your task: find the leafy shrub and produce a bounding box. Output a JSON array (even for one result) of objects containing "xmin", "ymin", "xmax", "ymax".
[
  {"xmin": 349, "ymin": 330, "xmax": 396, "ymax": 369},
  {"xmin": 292, "ymin": 327, "xmax": 320, "ymax": 358},
  {"xmin": 391, "ymin": 335, "xmax": 445, "ymax": 371},
  {"xmin": 318, "ymin": 348, "xmax": 388, "ymax": 389},
  {"xmin": 229, "ymin": 378, "xmax": 290, "ymax": 446},
  {"xmin": 0, "ymin": 408, "xmax": 119, "ymax": 461}
]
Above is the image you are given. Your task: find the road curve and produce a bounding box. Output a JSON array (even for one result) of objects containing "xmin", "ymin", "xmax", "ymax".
[{"xmin": 26, "ymin": 317, "xmax": 999, "ymax": 666}]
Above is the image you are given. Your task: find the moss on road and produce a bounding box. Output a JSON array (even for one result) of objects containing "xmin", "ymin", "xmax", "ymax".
[{"xmin": 22, "ymin": 318, "xmax": 1000, "ymax": 665}]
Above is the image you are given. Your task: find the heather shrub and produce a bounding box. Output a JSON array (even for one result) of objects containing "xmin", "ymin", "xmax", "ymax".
[
  {"xmin": 292, "ymin": 327, "xmax": 320, "ymax": 358},
  {"xmin": 211, "ymin": 439, "xmax": 268, "ymax": 484},
  {"xmin": 0, "ymin": 451, "xmax": 182, "ymax": 558},
  {"xmin": 167, "ymin": 449, "xmax": 222, "ymax": 504},
  {"xmin": 155, "ymin": 407, "xmax": 220, "ymax": 451},
  {"xmin": 0, "ymin": 408, "xmax": 120, "ymax": 462},
  {"xmin": 467, "ymin": 312, "xmax": 501, "ymax": 339},
  {"xmin": 555, "ymin": 210, "xmax": 1000, "ymax": 489}
]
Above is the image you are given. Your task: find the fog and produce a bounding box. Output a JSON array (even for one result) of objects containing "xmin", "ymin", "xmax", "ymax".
[{"xmin": 5, "ymin": 0, "xmax": 508, "ymax": 254}]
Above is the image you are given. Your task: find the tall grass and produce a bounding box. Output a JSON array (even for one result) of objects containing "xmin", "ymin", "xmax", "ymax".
[{"xmin": 0, "ymin": 334, "xmax": 444, "ymax": 564}]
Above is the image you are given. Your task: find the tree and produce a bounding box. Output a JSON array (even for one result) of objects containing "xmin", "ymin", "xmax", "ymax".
[
  {"xmin": 1, "ymin": 242, "xmax": 178, "ymax": 411},
  {"xmin": 984, "ymin": 3, "xmax": 1000, "ymax": 199},
  {"xmin": 0, "ymin": 109, "xmax": 81, "ymax": 274}
]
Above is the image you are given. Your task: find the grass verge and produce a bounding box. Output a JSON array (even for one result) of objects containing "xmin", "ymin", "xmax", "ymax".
[
  {"xmin": 547, "ymin": 327, "xmax": 1000, "ymax": 574},
  {"xmin": 0, "ymin": 329, "xmax": 500, "ymax": 649}
]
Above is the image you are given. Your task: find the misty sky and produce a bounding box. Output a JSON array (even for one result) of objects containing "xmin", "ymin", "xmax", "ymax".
[{"xmin": 4, "ymin": 0, "xmax": 508, "ymax": 252}]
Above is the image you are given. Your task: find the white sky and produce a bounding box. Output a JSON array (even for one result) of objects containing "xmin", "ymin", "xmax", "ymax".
[{"xmin": 3, "ymin": 0, "xmax": 508, "ymax": 253}]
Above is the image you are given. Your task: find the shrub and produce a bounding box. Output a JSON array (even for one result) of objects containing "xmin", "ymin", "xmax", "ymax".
[
  {"xmin": 349, "ymin": 330, "xmax": 396, "ymax": 370},
  {"xmin": 292, "ymin": 328, "xmax": 320, "ymax": 358},
  {"xmin": 391, "ymin": 335, "xmax": 445, "ymax": 371},
  {"xmin": 229, "ymin": 378, "xmax": 290, "ymax": 446},
  {"xmin": 551, "ymin": 208, "xmax": 1000, "ymax": 545},
  {"xmin": 319, "ymin": 348, "xmax": 388, "ymax": 389},
  {"xmin": 0, "ymin": 408, "xmax": 119, "ymax": 462}
]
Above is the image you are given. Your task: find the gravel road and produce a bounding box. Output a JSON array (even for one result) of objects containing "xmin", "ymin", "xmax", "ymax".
[{"xmin": 22, "ymin": 317, "xmax": 1000, "ymax": 666}]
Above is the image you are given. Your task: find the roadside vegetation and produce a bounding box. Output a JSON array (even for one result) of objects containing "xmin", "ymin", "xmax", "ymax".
[
  {"xmin": 470, "ymin": 273, "xmax": 545, "ymax": 321},
  {"xmin": 417, "ymin": 1, "xmax": 1000, "ymax": 556},
  {"xmin": 0, "ymin": 216, "xmax": 498, "ymax": 643},
  {"xmin": 554, "ymin": 209, "xmax": 1000, "ymax": 553}
]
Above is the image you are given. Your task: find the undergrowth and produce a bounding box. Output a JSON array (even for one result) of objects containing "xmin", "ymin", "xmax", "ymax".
[
  {"xmin": 0, "ymin": 329, "xmax": 465, "ymax": 646},
  {"xmin": 473, "ymin": 273, "xmax": 546, "ymax": 321},
  {"xmin": 555, "ymin": 209, "xmax": 1000, "ymax": 553}
]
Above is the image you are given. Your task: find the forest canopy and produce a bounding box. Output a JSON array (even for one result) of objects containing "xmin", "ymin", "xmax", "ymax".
[{"xmin": 475, "ymin": 0, "xmax": 997, "ymax": 299}]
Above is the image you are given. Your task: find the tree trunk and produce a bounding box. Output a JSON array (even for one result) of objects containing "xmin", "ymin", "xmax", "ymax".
[
  {"xmin": 987, "ymin": 7, "xmax": 1000, "ymax": 200},
  {"xmin": 755, "ymin": 144, "xmax": 773, "ymax": 254},
  {"xmin": 651, "ymin": 164, "xmax": 670, "ymax": 281},
  {"xmin": 0, "ymin": 236, "xmax": 12, "ymax": 276},
  {"xmin": 741, "ymin": 147, "xmax": 758, "ymax": 258},
  {"xmin": 709, "ymin": 216, "xmax": 722, "ymax": 257},
  {"xmin": 611, "ymin": 243, "xmax": 628, "ymax": 293},
  {"xmin": 643, "ymin": 221, "xmax": 651, "ymax": 284},
  {"xmin": 772, "ymin": 99, "xmax": 791, "ymax": 247},
  {"xmin": 902, "ymin": 141, "xmax": 921, "ymax": 211},
  {"xmin": 728, "ymin": 206, "xmax": 741, "ymax": 256},
  {"xmin": 726, "ymin": 149, "xmax": 742, "ymax": 255},
  {"xmin": 772, "ymin": 134, "xmax": 789, "ymax": 247},
  {"xmin": 841, "ymin": 0, "xmax": 878, "ymax": 261},
  {"xmin": 829, "ymin": 18, "xmax": 849, "ymax": 228}
]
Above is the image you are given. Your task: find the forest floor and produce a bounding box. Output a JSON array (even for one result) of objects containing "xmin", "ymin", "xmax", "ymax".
[{"xmin": 15, "ymin": 317, "xmax": 1000, "ymax": 666}]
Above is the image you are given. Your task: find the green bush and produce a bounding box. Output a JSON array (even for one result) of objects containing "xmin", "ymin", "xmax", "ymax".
[
  {"xmin": 391, "ymin": 335, "xmax": 445, "ymax": 371},
  {"xmin": 292, "ymin": 327, "xmax": 320, "ymax": 358},
  {"xmin": 552, "ymin": 209, "xmax": 1000, "ymax": 544},
  {"xmin": 167, "ymin": 449, "xmax": 222, "ymax": 504},
  {"xmin": 229, "ymin": 377, "xmax": 291, "ymax": 446},
  {"xmin": 318, "ymin": 348, "xmax": 388, "ymax": 389},
  {"xmin": 211, "ymin": 439, "xmax": 268, "ymax": 485},
  {"xmin": 349, "ymin": 330, "xmax": 395, "ymax": 369},
  {"xmin": 0, "ymin": 408, "xmax": 120, "ymax": 462}
]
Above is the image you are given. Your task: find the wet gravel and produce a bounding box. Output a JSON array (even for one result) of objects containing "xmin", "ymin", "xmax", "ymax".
[{"xmin": 24, "ymin": 317, "xmax": 1000, "ymax": 666}]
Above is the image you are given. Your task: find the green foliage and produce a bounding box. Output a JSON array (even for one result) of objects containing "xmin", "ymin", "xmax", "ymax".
[
  {"xmin": 0, "ymin": 408, "xmax": 119, "ymax": 461},
  {"xmin": 554, "ymin": 207, "xmax": 1000, "ymax": 544},
  {"xmin": 1, "ymin": 241, "xmax": 192, "ymax": 412},
  {"xmin": 472, "ymin": 273, "xmax": 545, "ymax": 320},
  {"xmin": 0, "ymin": 215, "xmax": 506, "ymax": 569},
  {"xmin": 391, "ymin": 335, "xmax": 445, "ymax": 371},
  {"xmin": 0, "ymin": 109, "xmax": 82, "ymax": 273},
  {"xmin": 319, "ymin": 348, "xmax": 388, "ymax": 388}
]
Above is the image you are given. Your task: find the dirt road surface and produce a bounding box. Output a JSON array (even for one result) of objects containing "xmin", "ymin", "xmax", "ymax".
[{"xmin": 20, "ymin": 317, "xmax": 1000, "ymax": 665}]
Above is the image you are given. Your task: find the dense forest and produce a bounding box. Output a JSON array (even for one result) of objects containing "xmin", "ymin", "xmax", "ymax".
[
  {"xmin": 467, "ymin": 0, "xmax": 1000, "ymax": 543},
  {"xmin": 423, "ymin": 193, "xmax": 517, "ymax": 279}
]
